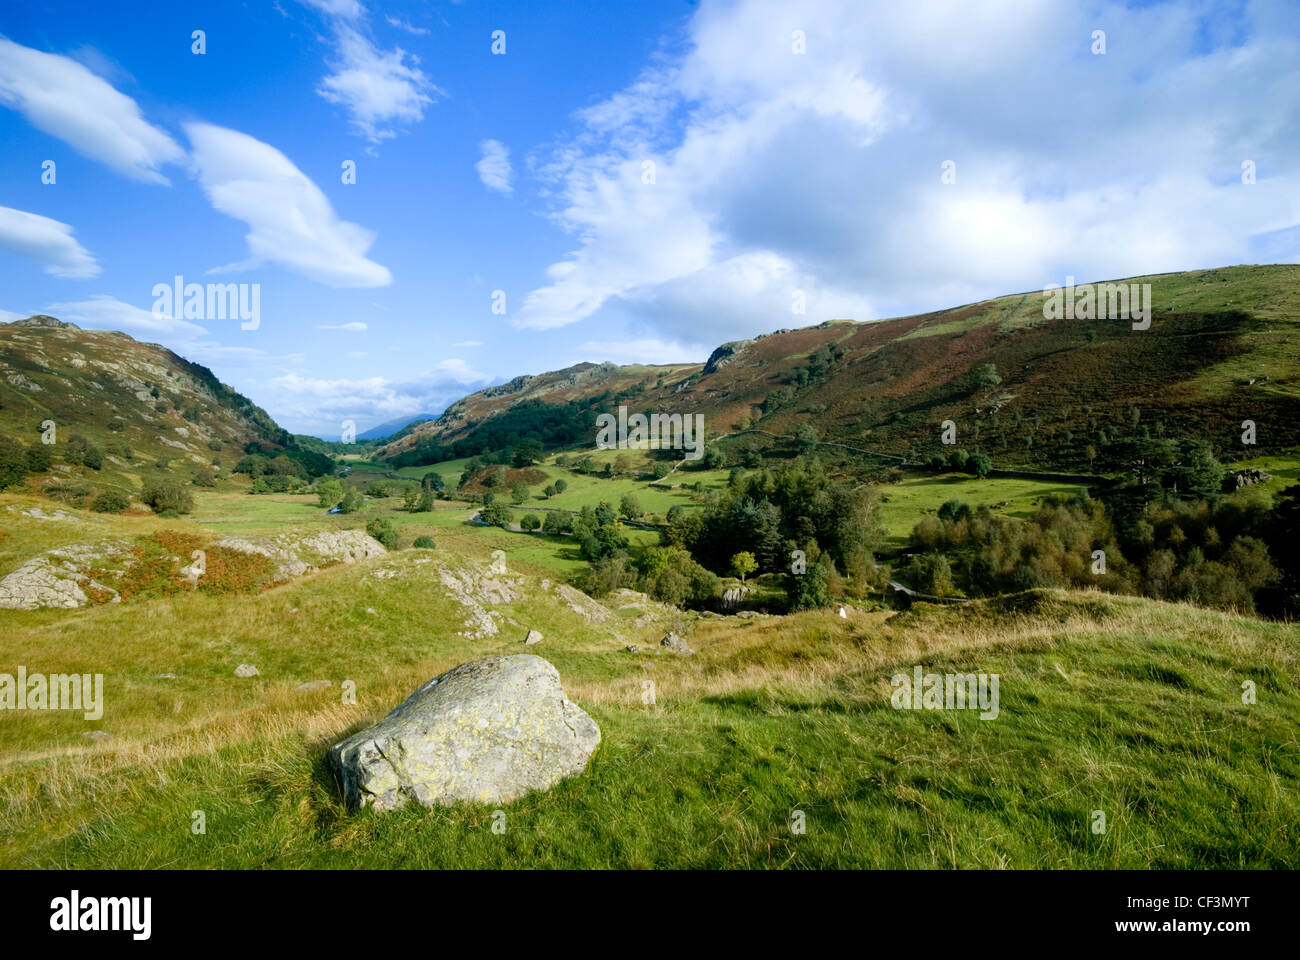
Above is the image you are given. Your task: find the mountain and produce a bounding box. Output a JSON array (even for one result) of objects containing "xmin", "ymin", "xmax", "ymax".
[
  {"xmin": 0, "ymin": 315, "xmax": 292, "ymax": 475},
  {"xmin": 356, "ymin": 413, "xmax": 440, "ymax": 441},
  {"xmin": 376, "ymin": 265, "xmax": 1300, "ymax": 468}
]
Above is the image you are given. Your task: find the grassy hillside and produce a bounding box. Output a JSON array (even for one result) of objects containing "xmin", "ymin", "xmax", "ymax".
[
  {"xmin": 0, "ymin": 489, "xmax": 1294, "ymax": 867},
  {"xmin": 377, "ymin": 265, "xmax": 1300, "ymax": 472},
  {"xmin": 0, "ymin": 315, "xmax": 291, "ymax": 490}
]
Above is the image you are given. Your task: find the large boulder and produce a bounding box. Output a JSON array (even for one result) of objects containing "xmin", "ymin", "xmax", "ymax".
[{"xmin": 329, "ymin": 655, "xmax": 600, "ymax": 812}]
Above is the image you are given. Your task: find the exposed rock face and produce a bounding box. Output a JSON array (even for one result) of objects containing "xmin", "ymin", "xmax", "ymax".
[
  {"xmin": 1232, "ymin": 468, "xmax": 1272, "ymax": 489},
  {"xmin": 213, "ymin": 530, "xmax": 387, "ymax": 582},
  {"xmin": 435, "ymin": 558, "xmax": 522, "ymax": 639},
  {"xmin": 330, "ymin": 655, "xmax": 600, "ymax": 812},
  {"xmin": 234, "ymin": 664, "xmax": 260, "ymax": 678},
  {"xmin": 0, "ymin": 540, "xmax": 131, "ymax": 609}
]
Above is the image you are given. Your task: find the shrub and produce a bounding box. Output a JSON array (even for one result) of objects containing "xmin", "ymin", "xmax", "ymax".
[
  {"xmin": 412, "ymin": 535, "xmax": 436, "ymax": 549},
  {"xmin": 479, "ymin": 502, "xmax": 513, "ymax": 527},
  {"xmin": 0, "ymin": 435, "xmax": 28, "ymax": 490},
  {"xmin": 140, "ymin": 477, "xmax": 195, "ymax": 514},
  {"xmin": 90, "ymin": 488, "xmax": 131, "ymax": 513},
  {"xmin": 24, "ymin": 442, "xmax": 52, "ymax": 473},
  {"xmin": 520, "ymin": 513, "xmax": 541, "ymax": 531},
  {"xmin": 365, "ymin": 517, "xmax": 400, "ymax": 550},
  {"xmin": 338, "ymin": 487, "xmax": 363, "ymax": 514},
  {"xmin": 42, "ymin": 478, "xmax": 93, "ymax": 507}
]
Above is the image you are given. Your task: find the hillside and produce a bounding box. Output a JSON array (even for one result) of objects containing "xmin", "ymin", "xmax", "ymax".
[
  {"xmin": 376, "ymin": 265, "xmax": 1300, "ymax": 470},
  {"xmin": 0, "ymin": 483, "xmax": 1294, "ymax": 867},
  {"xmin": 0, "ymin": 315, "xmax": 293, "ymax": 484}
]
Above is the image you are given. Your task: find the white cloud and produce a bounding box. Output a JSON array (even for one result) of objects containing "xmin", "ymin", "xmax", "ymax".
[
  {"xmin": 0, "ymin": 206, "xmax": 100, "ymax": 278},
  {"xmin": 452, "ymin": 340, "xmax": 482, "ymax": 347},
  {"xmin": 0, "ymin": 308, "xmax": 28, "ymax": 323},
  {"xmin": 0, "ymin": 37, "xmax": 183, "ymax": 184},
  {"xmin": 45, "ymin": 295, "xmax": 207, "ymax": 338},
  {"xmin": 300, "ymin": 0, "xmax": 363, "ymax": 19},
  {"xmin": 315, "ymin": 23, "xmax": 440, "ymax": 143},
  {"xmin": 385, "ymin": 16, "xmax": 430, "ymax": 36},
  {"xmin": 263, "ymin": 360, "xmax": 490, "ymax": 434},
  {"xmin": 576, "ymin": 338, "xmax": 702, "ymax": 365},
  {"xmin": 517, "ymin": 0, "xmax": 1300, "ymax": 337},
  {"xmin": 317, "ymin": 321, "xmax": 368, "ymax": 331},
  {"xmin": 185, "ymin": 122, "xmax": 392, "ymax": 287},
  {"xmin": 476, "ymin": 139, "xmax": 514, "ymax": 194}
]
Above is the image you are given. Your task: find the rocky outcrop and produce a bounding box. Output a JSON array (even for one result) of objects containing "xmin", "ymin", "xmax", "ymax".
[
  {"xmin": 435, "ymin": 558, "xmax": 523, "ymax": 639},
  {"xmin": 329, "ymin": 655, "xmax": 600, "ymax": 811},
  {"xmin": 0, "ymin": 540, "xmax": 131, "ymax": 609},
  {"xmin": 213, "ymin": 530, "xmax": 387, "ymax": 582}
]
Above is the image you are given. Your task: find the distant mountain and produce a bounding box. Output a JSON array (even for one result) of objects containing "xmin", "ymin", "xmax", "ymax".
[
  {"xmin": 375, "ymin": 265, "xmax": 1300, "ymax": 469},
  {"xmin": 357, "ymin": 413, "xmax": 440, "ymax": 441},
  {"xmin": 0, "ymin": 315, "xmax": 293, "ymax": 474}
]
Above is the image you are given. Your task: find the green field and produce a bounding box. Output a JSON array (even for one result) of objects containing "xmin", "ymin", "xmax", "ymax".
[{"xmin": 876, "ymin": 473, "xmax": 1089, "ymax": 545}]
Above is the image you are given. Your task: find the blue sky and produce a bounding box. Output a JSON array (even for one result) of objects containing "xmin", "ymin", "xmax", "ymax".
[{"xmin": 1, "ymin": 0, "xmax": 1296, "ymax": 437}]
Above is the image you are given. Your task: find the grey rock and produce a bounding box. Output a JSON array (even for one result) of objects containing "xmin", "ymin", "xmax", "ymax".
[
  {"xmin": 524, "ymin": 629, "xmax": 543, "ymax": 645},
  {"xmin": 154, "ymin": 673, "xmax": 178, "ymax": 680},
  {"xmin": 330, "ymin": 655, "xmax": 600, "ymax": 812},
  {"xmin": 295, "ymin": 679, "xmax": 333, "ymax": 692},
  {"xmin": 234, "ymin": 663, "xmax": 260, "ymax": 678},
  {"xmin": 660, "ymin": 632, "xmax": 694, "ymax": 655}
]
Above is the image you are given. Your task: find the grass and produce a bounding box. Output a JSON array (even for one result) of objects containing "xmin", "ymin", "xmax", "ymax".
[
  {"xmin": 1, "ymin": 555, "xmax": 1295, "ymax": 868},
  {"xmin": 876, "ymin": 473, "xmax": 1088, "ymax": 545}
]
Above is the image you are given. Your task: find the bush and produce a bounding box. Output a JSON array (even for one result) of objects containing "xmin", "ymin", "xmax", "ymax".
[
  {"xmin": 42, "ymin": 478, "xmax": 93, "ymax": 507},
  {"xmin": 479, "ymin": 502, "xmax": 513, "ymax": 527},
  {"xmin": 520, "ymin": 513, "xmax": 541, "ymax": 531},
  {"xmin": 338, "ymin": 487, "xmax": 363, "ymax": 514},
  {"xmin": 0, "ymin": 435, "xmax": 28, "ymax": 490},
  {"xmin": 140, "ymin": 477, "xmax": 195, "ymax": 514},
  {"xmin": 365, "ymin": 517, "xmax": 400, "ymax": 550},
  {"xmin": 65, "ymin": 435, "xmax": 103, "ymax": 470},
  {"xmin": 24, "ymin": 442, "xmax": 52, "ymax": 473},
  {"xmin": 90, "ymin": 488, "xmax": 131, "ymax": 513},
  {"xmin": 413, "ymin": 535, "xmax": 436, "ymax": 549}
]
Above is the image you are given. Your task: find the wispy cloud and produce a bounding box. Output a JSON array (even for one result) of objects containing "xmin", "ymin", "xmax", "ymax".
[
  {"xmin": 300, "ymin": 1, "xmax": 442, "ymax": 144},
  {"xmin": 185, "ymin": 122, "xmax": 392, "ymax": 287},
  {"xmin": 385, "ymin": 16, "xmax": 430, "ymax": 36},
  {"xmin": 0, "ymin": 37, "xmax": 183, "ymax": 184},
  {"xmin": 45, "ymin": 295, "xmax": 206, "ymax": 338},
  {"xmin": 0, "ymin": 205, "xmax": 100, "ymax": 278},
  {"xmin": 476, "ymin": 139, "xmax": 514, "ymax": 194},
  {"xmin": 317, "ymin": 321, "xmax": 368, "ymax": 331}
]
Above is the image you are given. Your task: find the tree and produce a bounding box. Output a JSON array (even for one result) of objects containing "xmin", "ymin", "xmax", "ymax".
[
  {"xmin": 338, "ymin": 486, "xmax": 363, "ymax": 514},
  {"xmin": 554, "ymin": 478, "xmax": 568, "ymax": 494},
  {"xmin": 512, "ymin": 438, "xmax": 543, "ymax": 467},
  {"xmin": 731, "ymin": 551, "xmax": 758, "ymax": 583},
  {"xmin": 510, "ymin": 481, "xmax": 530, "ymax": 504},
  {"xmin": 316, "ymin": 478, "xmax": 344, "ymax": 508},
  {"xmin": 520, "ymin": 513, "xmax": 541, "ymax": 531},
  {"xmin": 479, "ymin": 502, "xmax": 513, "ymax": 527},
  {"xmin": 971, "ymin": 362, "xmax": 1002, "ymax": 390},
  {"xmin": 542, "ymin": 511, "xmax": 571, "ymax": 535},
  {"xmin": 794, "ymin": 423, "xmax": 819, "ymax": 456},
  {"xmin": 786, "ymin": 554, "xmax": 831, "ymax": 610},
  {"xmin": 703, "ymin": 447, "xmax": 726, "ymax": 469},
  {"xmin": 970, "ymin": 453, "xmax": 992, "ymax": 478},
  {"xmin": 619, "ymin": 493, "xmax": 642, "ymax": 519}
]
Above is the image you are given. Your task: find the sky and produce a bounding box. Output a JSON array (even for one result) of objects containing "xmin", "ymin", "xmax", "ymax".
[{"xmin": 0, "ymin": 0, "xmax": 1297, "ymax": 438}]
